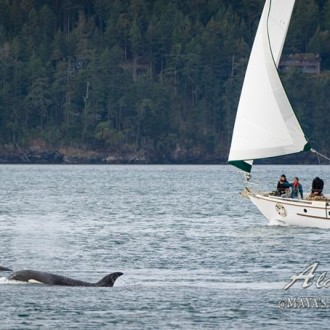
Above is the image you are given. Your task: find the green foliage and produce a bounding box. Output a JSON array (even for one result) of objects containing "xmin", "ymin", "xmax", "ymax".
[{"xmin": 0, "ymin": 0, "xmax": 329, "ymax": 160}]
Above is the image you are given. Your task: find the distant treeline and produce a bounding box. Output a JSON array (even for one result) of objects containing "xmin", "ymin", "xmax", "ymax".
[{"xmin": 0, "ymin": 0, "xmax": 330, "ymax": 162}]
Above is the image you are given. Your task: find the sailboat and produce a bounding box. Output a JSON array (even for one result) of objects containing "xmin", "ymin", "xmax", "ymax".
[{"xmin": 228, "ymin": 0, "xmax": 330, "ymax": 229}]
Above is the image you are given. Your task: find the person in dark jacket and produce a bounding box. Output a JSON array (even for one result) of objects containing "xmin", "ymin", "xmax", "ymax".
[
  {"xmin": 311, "ymin": 177, "xmax": 324, "ymax": 196},
  {"xmin": 277, "ymin": 174, "xmax": 290, "ymax": 196}
]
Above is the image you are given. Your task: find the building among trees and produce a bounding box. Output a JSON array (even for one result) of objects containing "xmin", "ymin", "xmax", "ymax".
[{"xmin": 279, "ymin": 53, "xmax": 321, "ymax": 74}]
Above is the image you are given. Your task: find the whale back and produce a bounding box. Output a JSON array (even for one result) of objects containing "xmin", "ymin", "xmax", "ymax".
[
  {"xmin": 9, "ymin": 270, "xmax": 59, "ymax": 284},
  {"xmin": 9, "ymin": 270, "xmax": 123, "ymax": 287}
]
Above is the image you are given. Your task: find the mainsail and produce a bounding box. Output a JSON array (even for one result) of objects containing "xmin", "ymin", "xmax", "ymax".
[{"xmin": 228, "ymin": 0, "xmax": 310, "ymax": 173}]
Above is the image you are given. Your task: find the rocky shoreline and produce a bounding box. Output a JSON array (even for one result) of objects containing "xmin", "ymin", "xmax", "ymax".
[
  {"xmin": 0, "ymin": 143, "xmax": 317, "ymax": 165},
  {"xmin": 0, "ymin": 144, "xmax": 225, "ymax": 165}
]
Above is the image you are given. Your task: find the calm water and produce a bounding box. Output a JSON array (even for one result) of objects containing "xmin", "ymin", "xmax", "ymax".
[{"xmin": 1, "ymin": 164, "xmax": 330, "ymax": 329}]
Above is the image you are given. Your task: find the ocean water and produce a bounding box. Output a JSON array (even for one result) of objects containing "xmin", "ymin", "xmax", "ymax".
[{"xmin": 1, "ymin": 164, "xmax": 330, "ymax": 329}]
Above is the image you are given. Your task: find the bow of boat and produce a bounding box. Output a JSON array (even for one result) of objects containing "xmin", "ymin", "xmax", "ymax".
[{"xmin": 242, "ymin": 188, "xmax": 330, "ymax": 228}]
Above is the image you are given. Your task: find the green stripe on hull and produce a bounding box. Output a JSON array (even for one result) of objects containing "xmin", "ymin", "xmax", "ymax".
[{"xmin": 228, "ymin": 160, "xmax": 252, "ymax": 173}]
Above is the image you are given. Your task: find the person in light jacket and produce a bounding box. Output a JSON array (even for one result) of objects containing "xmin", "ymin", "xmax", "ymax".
[{"xmin": 291, "ymin": 177, "xmax": 303, "ymax": 199}]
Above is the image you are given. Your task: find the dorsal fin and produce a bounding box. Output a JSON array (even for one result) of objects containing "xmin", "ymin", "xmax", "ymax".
[{"xmin": 96, "ymin": 272, "xmax": 123, "ymax": 287}]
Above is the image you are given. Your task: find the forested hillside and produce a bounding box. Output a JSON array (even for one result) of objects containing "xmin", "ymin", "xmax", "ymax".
[{"xmin": 0, "ymin": 0, "xmax": 330, "ymax": 163}]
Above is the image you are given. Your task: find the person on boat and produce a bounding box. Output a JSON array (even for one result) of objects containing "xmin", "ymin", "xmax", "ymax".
[
  {"xmin": 276, "ymin": 174, "xmax": 290, "ymax": 196},
  {"xmin": 311, "ymin": 176, "xmax": 324, "ymax": 196},
  {"xmin": 307, "ymin": 176, "xmax": 324, "ymax": 199},
  {"xmin": 291, "ymin": 177, "xmax": 303, "ymax": 199}
]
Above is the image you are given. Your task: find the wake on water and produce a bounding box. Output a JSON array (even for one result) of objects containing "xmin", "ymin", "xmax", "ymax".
[
  {"xmin": 0, "ymin": 277, "xmax": 25, "ymax": 284},
  {"xmin": 268, "ymin": 219, "xmax": 289, "ymax": 226}
]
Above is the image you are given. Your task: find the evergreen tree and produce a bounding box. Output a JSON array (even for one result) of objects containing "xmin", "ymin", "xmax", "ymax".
[{"xmin": 0, "ymin": 0, "xmax": 328, "ymax": 162}]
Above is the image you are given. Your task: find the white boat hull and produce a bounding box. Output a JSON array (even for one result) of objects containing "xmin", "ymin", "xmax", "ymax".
[{"xmin": 247, "ymin": 191, "xmax": 330, "ymax": 228}]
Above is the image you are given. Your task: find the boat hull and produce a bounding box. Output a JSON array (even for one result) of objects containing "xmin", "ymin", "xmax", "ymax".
[{"xmin": 248, "ymin": 192, "xmax": 330, "ymax": 228}]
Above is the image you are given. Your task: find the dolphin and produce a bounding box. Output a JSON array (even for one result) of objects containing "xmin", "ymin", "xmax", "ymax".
[
  {"xmin": 7, "ymin": 270, "xmax": 123, "ymax": 287},
  {"xmin": 0, "ymin": 266, "xmax": 12, "ymax": 271}
]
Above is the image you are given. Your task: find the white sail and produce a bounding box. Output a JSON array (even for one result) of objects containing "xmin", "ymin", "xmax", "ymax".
[
  {"xmin": 228, "ymin": 0, "xmax": 310, "ymax": 172},
  {"xmin": 268, "ymin": 0, "xmax": 296, "ymax": 66}
]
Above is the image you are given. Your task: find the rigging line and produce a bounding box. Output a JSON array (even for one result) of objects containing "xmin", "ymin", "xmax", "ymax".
[
  {"xmin": 311, "ymin": 149, "xmax": 330, "ymax": 162},
  {"xmin": 310, "ymin": 149, "xmax": 327, "ymax": 181}
]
